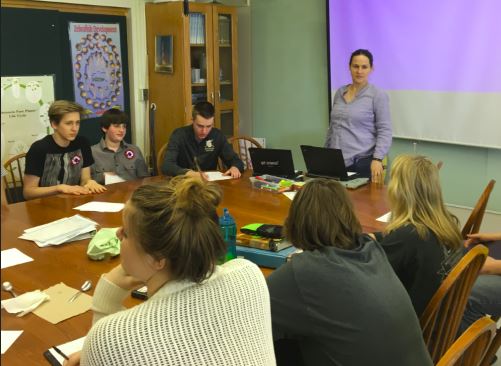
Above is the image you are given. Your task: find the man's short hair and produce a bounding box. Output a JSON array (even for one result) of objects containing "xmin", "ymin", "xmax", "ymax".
[
  {"xmin": 48, "ymin": 100, "xmax": 84, "ymax": 125},
  {"xmin": 192, "ymin": 101, "xmax": 215, "ymax": 120},
  {"xmin": 100, "ymin": 108, "xmax": 129, "ymax": 130}
]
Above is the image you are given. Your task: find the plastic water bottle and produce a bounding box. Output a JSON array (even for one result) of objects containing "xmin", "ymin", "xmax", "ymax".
[{"xmin": 219, "ymin": 208, "xmax": 237, "ymax": 262}]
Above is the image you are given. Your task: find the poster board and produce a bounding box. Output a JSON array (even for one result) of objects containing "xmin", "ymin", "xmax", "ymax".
[
  {"xmin": 68, "ymin": 22, "xmax": 124, "ymax": 118},
  {"xmin": 1, "ymin": 75, "xmax": 55, "ymax": 164}
]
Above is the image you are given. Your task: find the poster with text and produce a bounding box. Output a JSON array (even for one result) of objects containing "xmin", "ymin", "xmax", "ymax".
[
  {"xmin": 1, "ymin": 75, "xmax": 55, "ymax": 165},
  {"xmin": 69, "ymin": 22, "xmax": 124, "ymax": 118}
]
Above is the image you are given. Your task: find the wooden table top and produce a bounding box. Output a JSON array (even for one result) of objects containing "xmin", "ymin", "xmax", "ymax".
[{"xmin": 1, "ymin": 174, "xmax": 388, "ymax": 365}]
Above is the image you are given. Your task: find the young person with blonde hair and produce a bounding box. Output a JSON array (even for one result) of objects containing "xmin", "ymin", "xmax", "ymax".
[
  {"xmin": 24, "ymin": 100, "xmax": 106, "ymax": 200},
  {"xmin": 374, "ymin": 154, "xmax": 463, "ymax": 317},
  {"xmin": 267, "ymin": 178, "xmax": 432, "ymax": 366},
  {"xmin": 64, "ymin": 176, "xmax": 275, "ymax": 366}
]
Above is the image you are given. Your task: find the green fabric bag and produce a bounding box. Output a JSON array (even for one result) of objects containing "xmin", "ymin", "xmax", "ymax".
[{"xmin": 87, "ymin": 228, "xmax": 121, "ymax": 260}]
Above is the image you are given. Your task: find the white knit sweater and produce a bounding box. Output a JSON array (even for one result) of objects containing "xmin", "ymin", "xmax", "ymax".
[{"xmin": 81, "ymin": 258, "xmax": 276, "ymax": 366}]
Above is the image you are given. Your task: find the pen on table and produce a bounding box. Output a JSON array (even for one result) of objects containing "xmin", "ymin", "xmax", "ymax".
[{"xmin": 52, "ymin": 346, "xmax": 69, "ymax": 360}]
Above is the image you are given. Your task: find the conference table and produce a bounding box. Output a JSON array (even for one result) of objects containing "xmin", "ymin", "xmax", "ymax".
[{"xmin": 1, "ymin": 174, "xmax": 389, "ymax": 366}]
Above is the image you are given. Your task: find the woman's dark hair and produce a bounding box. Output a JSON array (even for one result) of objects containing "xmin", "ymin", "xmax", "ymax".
[
  {"xmin": 128, "ymin": 176, "xmax": 226, "ymax": 283},
  {"xmin": 285, "ymin": 179, "xmax": 362, "ymax": 251},
  {"xmin": 349, "ymin": 49, "xmax": 373, "ymax": 67}
]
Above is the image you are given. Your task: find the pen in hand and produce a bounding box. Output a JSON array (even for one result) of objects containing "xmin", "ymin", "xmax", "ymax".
[{"xmin": 53, "ymin": 346, "xmax": 69, "ymax": 360}]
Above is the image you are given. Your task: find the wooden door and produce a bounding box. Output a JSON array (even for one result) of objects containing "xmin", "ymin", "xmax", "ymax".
[{"xmin": 145, "ymin": 2, "xmax": 187, "ymax": 157}]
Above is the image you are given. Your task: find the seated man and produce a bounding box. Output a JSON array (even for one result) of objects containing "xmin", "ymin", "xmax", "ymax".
[
  {"xmin": 91, "ymin": 108, "xmax": 149, "ymax": 184},
  {"xmin": 162, "ymin": 101, "xmax": 244, "ymax": 179},
  {"xmin": 23, "ymin": 100, "xmax": 106, "ymax": 200}
]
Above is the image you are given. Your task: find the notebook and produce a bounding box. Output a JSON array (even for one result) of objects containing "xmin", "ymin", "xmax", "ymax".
[
  {"xmin": 300, "ymin": 145, "xmax": 364, "ymax": 182},
  {"xmin": 249, "ymin": 148, "xmax": 297, "ymax": 179}
]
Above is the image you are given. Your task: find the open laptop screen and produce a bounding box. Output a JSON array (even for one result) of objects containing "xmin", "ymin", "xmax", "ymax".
[
  {"xmin": 300, "ymin": 145, "xmax": 352, "ymax": 180},
  {"xmin": 249, "ymin": 148, "xmax": 296, "ymax": 179}
]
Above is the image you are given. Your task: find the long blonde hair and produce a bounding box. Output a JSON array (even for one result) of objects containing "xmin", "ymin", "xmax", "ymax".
[{"xmin": 386, "ymin": 155, "xmax": 462, "ymax": 250}]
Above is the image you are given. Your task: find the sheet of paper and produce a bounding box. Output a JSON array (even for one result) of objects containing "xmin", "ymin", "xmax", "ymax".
[
  {"xmin": 282, "ymin": 191, "xmax": 297, "ymax": 201},
  {"xmin": 104, "ymin": 173, "xmax": 126, "ymax": 185},
  {"xmin": 33, "ymin": 283, "xmax": 92, "ymax": 324},
  {"xmin": 1, "ymin": 248, "xmax": 33, "ymax": 269},
  {"xmin": 74, "ymin": 201, "xmax": 124, "ymax": 213},
  {"xmin": 206, "ymin": 171, "xmax": 232, "ymax": 181},
  {"xmin": 376, "ymin": 211, "xmax": 391, "ymax": 223},
  {"xmin": 1, "ymin": 330, "xmax": 23, "ymax": 354},
  {"xmin": 47, "ymin": 336, "xmax": 86, "ymax": 365}
]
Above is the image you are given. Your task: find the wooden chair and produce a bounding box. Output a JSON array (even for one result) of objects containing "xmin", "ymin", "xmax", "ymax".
[
  {"xmin": 227, "ymin": 136, "xmax": 263, "ymax": 170},
  {"xmin": 461, "ymin": 180, "xmax": 496, "ymax": 239},
  {"xmin": 420, "ymin": 244, "xmax": 489, "ymax": 363},
  {"xmin": 436, "ymin": 316, "xmax": 496, "ymax": 366},
  {"xmin": 3, "ymin": 153, "xmax": 27, "ymax": 204},
  {"xmin": 480, "ymin": 322, "xmax": 501, "ymax": 366},
  {"xmin": 156, "ymin": 143, "xmax": 168, "ymax": 176}
]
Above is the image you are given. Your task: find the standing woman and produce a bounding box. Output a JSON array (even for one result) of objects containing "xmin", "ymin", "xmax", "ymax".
[
  {"xmin": 375, "ymin": 155, "xmax": 464, "ymax": 317},
  {"xmin": 325, "ymin": 49, "xmax": 392, "ymax": 183},
  {"xmin": 65, "ymin": 176, "xmax": 275, "ymax": 366}
]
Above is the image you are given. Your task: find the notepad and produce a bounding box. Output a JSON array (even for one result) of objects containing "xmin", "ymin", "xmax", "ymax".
[{"xmin": 43, "ymin": 336, "xmax": 86, "ymax": 366}]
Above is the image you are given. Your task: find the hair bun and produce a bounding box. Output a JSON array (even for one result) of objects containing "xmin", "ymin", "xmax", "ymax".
[{"xmin": 171, "ymin": 177, "xmax": 221, "ymax": 217}]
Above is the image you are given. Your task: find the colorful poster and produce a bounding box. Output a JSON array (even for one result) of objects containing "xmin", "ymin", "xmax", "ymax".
[
  {"xmin": 1, "ymin": 75, "xmax": 55, "ymax": 164},
  {"xmin": 68, "ymin": 22, "xmax": 124, "ymax": 118}
]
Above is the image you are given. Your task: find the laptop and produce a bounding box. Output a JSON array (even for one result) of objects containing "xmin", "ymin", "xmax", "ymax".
[
  {"xmin": 300, "ymin": 145, "xmax": 368, "ymax": 186},
  {"xmin": 249, "ymin": 148, "xmax": 296, "ymax": 179}
]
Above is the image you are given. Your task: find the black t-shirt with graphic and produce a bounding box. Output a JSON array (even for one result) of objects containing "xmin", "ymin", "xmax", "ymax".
[
  {"xmin": 25, "ymin": 135, "xmax": 94, "ymax": 187},
  {"xmin": 162, "ymin": 125, "xmax": 244, "ymax": 176}
]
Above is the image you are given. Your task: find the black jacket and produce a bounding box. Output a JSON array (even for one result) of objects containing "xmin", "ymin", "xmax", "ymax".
[{"xmin": 161, "ymin": 125, "xmax": 244, "ymax": 176}]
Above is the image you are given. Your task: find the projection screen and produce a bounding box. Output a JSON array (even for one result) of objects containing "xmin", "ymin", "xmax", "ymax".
[{"xmin": 327, "ymin": 0, "xmax": 501, "ymax": 149}]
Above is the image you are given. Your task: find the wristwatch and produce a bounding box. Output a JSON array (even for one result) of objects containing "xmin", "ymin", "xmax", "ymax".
[{"xmin": 372, "ymin": 157, "xmax": 383, "ymax": 162}]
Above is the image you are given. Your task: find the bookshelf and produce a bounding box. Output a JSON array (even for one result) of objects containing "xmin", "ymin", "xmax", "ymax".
[{"xmin": 146, "ymin": 2, "xmax": 239, "ymax": 157}]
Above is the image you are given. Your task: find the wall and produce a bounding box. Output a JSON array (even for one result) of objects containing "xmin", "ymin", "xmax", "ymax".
[
  {"xmin": 251, "ymin": 0, "xmax": 329, "ymax": 163},
  {"xmin": 250, "ymin": 0, "xmax": 501, "ymax": 213}
]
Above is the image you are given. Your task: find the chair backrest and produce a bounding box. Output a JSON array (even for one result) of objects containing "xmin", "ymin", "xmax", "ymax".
[
  {"xmin": 480, "ymin": 322, "xmax": 501, "ymax": 366},
  {"xmin": 3, "ymin": 153, "xmax": 27, "ymax": 204},
  {"xmin": 420, "ymin": 244, "xmax": 488, "ymax": 363},
  {"xmin": 461, "ymin": 180, "xmax": 496, "ymax": 239},
  {"xmin": 156, "ymin": 143, "xmax": 168, "ymax": 176},
  {"xmin": 227, "ymin": 136, "xmax": 263, "ymax": 170},
  {"xmin": 436, "ymin": 317, "xmax": 496, "ymax": 366}
]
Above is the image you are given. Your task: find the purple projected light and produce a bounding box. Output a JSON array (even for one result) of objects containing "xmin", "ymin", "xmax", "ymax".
[{"xmin": 328, "ymin": 0, "xmax": 501, "ymax": 93}]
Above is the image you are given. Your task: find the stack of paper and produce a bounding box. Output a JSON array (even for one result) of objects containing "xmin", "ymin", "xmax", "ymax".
[{"xmin": 19, "ymin": 215, "xmax": 98, "ymax": 247}]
